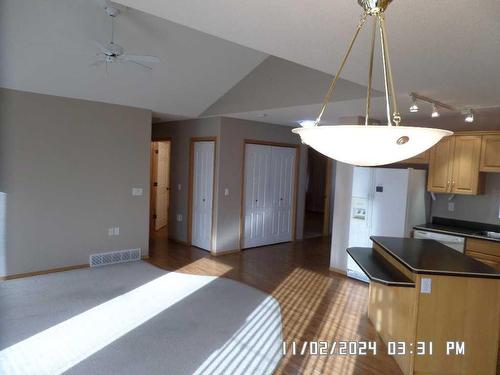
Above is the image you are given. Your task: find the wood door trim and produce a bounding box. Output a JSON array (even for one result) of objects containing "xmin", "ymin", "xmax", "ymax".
[
  {"xmin": 150, "ymin": 139, "xmax": 172, "ymax": 234},
  {"xmin": 187, "ymin": 137, "xmax": 217, "ymax": 250},
  {"xmin": 322, "ymin": 158, "xmax": 333, "ymax": 236},
  {"xmin": 239, "ymin": 140, "xmax": 300, "ymax": 249},
  {"xmin": 150, "ymin": 142, "xmax": 158, "ymax": 234}
]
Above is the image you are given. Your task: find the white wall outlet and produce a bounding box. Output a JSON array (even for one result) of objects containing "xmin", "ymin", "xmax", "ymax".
[
  {"xmin": 176, "ymin": 214, "xmax": 183, "ymax": 222},
  {"xmin": 224, "ymin": 188, "xmax": 229, "ymax": 196},
  {"xmin": 108, "ymin": 228, "xmax": 114, "ymax": 236},
  {"xmin": 132, "ymin": 188, "xmax": 143, "ymax": 196},
  {"xmin": 420, "ymin": 278, "xmax": 432, "ymax": 294},
  {"xmin": 113, "ymin": 227, "xmax": 120, "ymax": 236},
  {"xmin": 177, "ymin": 184, "xmax": 182, "ymax": 191},
  {"xmin": 448, "ymin": 202, "xmax": 455, "ymax": 212}
]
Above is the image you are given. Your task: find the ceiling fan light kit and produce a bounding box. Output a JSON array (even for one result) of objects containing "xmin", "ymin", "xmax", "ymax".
[
  {"xmin": 292, "ymin": 0, "xmax": 452, "ymax": 166},
  {"xmin": 92, "ymin": 0, "xmax": 160, "ymax": 71}
]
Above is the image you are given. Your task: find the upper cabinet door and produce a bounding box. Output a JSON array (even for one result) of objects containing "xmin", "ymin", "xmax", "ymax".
[
  {"xmin": 451, "ymin": 135, "xmax": 483, "ymax": 195},
  {"xmin": 480, "ymin": 134, "xmax": 500, "ymax": 172},
  {"xmin": 427, "ymin": 136, "xmax": 455, "ymax": 193}
]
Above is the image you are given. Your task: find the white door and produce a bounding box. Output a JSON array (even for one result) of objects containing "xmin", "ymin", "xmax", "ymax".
[
  {"xmin": 243, "ymin": 144, "xmax": 295, "ymax": 248},
  {"xmin": 269, "ymin": 146, "xmax": 295, "ymax": 243},
  {"xmin": 243, "ymin": 144, "xmax": 272, "ymax": 248},
  {"xmin": 155, "ymin": 141, "xmax": 170, "ymax": 231},
  {"xmin": 191, "ymin": 141, "xmax": 215, "ymax": 251}
]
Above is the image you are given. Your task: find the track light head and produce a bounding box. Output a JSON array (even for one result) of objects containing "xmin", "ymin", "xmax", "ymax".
[
  {"xmin": 461, "ymin": 109, "xmax": 474, "ymax": 123},
  {"xmin": 409, "ymin": 94, "xmax": 419, "ymax": 113},
  {"xmin": 431, "ymin": 104, "xmax": 440, "ymax": 118}
]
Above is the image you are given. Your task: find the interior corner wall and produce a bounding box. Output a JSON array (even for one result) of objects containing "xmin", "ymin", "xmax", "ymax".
[
  {"xmin": 330, "ymin": 162, "xmax": 354, "ymax": 272},
  {"xmin": 216, "ymin": 117, "xmax": 307, "ymax": 253},
  {"xmin": 0, "ymin": 88, "xmax": 152, "ymax": 277},
  {"xmin": 152, "ymin": 118, "xmax": 222, "ymax": 244}
]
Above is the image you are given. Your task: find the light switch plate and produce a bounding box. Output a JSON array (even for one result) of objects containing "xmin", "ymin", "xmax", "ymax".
[
  {"xmin": 177, "ymin": 184, "xmax": 182, "ymax": 191},
  {"xmin": 176, "ymin": 214, "xmax": 183, "ymax": 222},
  {"xmin": 420, "ymin": 278, "xmax": 432, "ymax": 294},
  {"xmin": 132, "ymin": 188, "xmax": 143, "ymax": 196},
  {"xmin": 224, "ymin": 188, "xmax": 229, "ymax": 196},
  {"xmin": 113, "ymin": 227, "xmax": 120, "ymax": 236},
  {"xmin": 108, "ymin": 228, "xmax": 114, "ymax": 236}
]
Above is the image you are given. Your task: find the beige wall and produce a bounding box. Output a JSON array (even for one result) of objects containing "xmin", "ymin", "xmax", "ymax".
[
  {"xmin": 0, "ymin": 88, "xmax": 151, "ymax": 277},
  {"xmin": 217, "ymin": 117, "xmax": 306, "ymax": 252},
  {"xmin": 152, "ymin": 116, "xmax": 307, "ymax": 253},
  {"xmin": 152, "ymin": 118, "xmax": 221, "ymax": 243}
]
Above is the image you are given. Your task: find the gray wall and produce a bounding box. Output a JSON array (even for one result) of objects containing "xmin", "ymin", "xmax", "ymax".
[
  {"xmin": 0, "ymin": 89, "xmax": 151, "ymax": 277},
  {"xmin": 217, "ymin": 117, "xmax": 306, "ymax": 252},
  {"xmin": 152, "ymin": 117, "xmax": 306, "ymax": 253},
  {"xmin": 430, "ymin": 173, "xmax": 500, "ymax": 225},
  {"xmin": 152, "ymin": 118, "xmax": 221, "ymax": 243}
]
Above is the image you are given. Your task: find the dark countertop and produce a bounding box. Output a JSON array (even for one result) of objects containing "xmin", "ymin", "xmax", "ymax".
[
  {"xmin": 413, "ymin": 217, "xmax": 500, "ymax": 243},
  {"xmin": 371, "ymin": 236, "xmax": 500, "ymax": 278},
  {"xmin": 347, "ymin": 247, "xmax": 415, "ymax": 287}
]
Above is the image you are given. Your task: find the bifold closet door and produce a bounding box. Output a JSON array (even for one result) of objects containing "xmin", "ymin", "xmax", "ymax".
[
  {"xmin": 243, "ymin": 144, "xmax": 296, "ymax": 248},
  {"xmin": 269, "ymin": 146, "xmax": 296, "ymax": 243},
  {"xmin": 191, "ymin": 141, "xmax": 215, "ymax": 251}
]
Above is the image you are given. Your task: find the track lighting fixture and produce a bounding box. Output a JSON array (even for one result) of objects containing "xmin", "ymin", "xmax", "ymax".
[
  {"xmin": 463, "ymin": 109, "xmax": 474, "ymax": 123},
  {"xmin": 409, "ymin": 94, "xmax": 419, "ymax": 113},
  {"xmin": 431, "ymin": 104, "xmax": 440, "ymax": 118}
]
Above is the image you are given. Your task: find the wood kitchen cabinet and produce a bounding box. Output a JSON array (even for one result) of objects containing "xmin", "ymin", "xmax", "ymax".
[
  {"xmin": 427, "ymin": 136, "xmax": 455, "ymax": 193},
  {"xmin": 465, "ymin": 238, "xmax": 500, "ymax": 271},
  {"xmin": 480, "ymin": 134, "xmax": 500, "ymax": 172},
  {"xmin": 427, "ymin": 135, "xmax": 484, "ymax": 195}
]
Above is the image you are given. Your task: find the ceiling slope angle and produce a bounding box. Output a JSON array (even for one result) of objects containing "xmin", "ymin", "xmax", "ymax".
[
  {"xmin": 0, "ymin": 0, "xmax": 268, "ymax": 118},
  {"xmin": 202, "ymin": 56, "xmax": 381, "ymax": 118},
  {"xmin": 114, "ymin": 0, "xmax": 500, "ymax": 111}
]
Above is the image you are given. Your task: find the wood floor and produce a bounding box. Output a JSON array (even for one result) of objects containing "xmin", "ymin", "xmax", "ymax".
[{"xmin": 148, "ymin": 230, "xmax": 403, "ymax": 375}]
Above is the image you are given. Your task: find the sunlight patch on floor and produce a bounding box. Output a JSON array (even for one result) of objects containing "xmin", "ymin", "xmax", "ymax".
[
  {"xmin": 0, "ymin": 272, "xmax": 216, "ymax": 375},
  {"xmin": 193, "ymin": 296, "xmax": 283, "ymax": 375}
]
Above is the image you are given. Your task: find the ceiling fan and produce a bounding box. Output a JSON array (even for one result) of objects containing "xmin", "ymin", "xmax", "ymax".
[{"xmin": 92, "ymin": 0, "xmax": 160, "ymax": 71}]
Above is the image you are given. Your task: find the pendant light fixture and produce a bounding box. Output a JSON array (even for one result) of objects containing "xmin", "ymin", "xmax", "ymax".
[{"xmin": 292, "ymin": 0, "xmax": 452, "ymax": 166}]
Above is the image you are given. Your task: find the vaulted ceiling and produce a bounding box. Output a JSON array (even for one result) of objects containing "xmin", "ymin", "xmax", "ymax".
[
  {"xmin": 2, "ymin": 0, "xmax": 500, "ymax": 130},
  {"xmin": 114, "ymin": 0, "xmax": 500, "ymax": 129}
]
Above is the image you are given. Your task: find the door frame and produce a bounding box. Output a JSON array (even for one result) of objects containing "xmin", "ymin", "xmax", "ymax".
[
  {"xmin": 303, "ymin": 146, "xmax": 334, "ymax": 238},
  {"xmin": 239, "ymin": 139, "xmax": 300, "ymax": 250},
  {"xmin": 322, "ymin": 158, "xmax": 334, "ymax": 236},
  {"xmin": 187, "ymin": 137, "xmax": 217, "ymax": 250},
  {"xmin": 150, "ymin": 137, "xmax": 172, "ymax": 235}
]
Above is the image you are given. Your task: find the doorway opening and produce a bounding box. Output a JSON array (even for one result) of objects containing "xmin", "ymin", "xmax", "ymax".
[
  {"xmin": 303, "ymin": 147, "xmax": 332, "ymax": 239},
  {"xmin": 150, "ymin": 140, "xmax": 171, "ymax": 242}
]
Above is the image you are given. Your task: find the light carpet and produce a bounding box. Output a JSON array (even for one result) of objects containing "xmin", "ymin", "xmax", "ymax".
[{"xmin": 0, "ymin": 261, "xmax": 283, "ymax": 375}]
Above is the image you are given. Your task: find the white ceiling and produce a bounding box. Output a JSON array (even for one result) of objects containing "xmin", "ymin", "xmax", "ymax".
[
  {"xmin": 114, "ymin": 0, "xmax": 500, "ymax": 126},
  {"xmin": 0, "ymin": 0, "xmax": 268, "ymax": 118},
  {"xmin": 2, "ymin": 0, "xmax": 499, "ymax": 129}
]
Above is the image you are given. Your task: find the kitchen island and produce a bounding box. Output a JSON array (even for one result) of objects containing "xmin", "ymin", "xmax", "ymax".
[{"xmin": 347, "ymin": 236, "xmax": 500, "ymax": 375}]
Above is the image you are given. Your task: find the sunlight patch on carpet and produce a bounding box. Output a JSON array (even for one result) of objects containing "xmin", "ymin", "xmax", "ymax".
[{"xmin": 0, "ymin": 272, "xmax": 215, "ymax": 375}]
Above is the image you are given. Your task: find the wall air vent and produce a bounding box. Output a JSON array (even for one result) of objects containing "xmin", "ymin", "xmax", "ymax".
[{"xmin": 89, "ymin": 248, "xmax": 141, "ymax": 267}]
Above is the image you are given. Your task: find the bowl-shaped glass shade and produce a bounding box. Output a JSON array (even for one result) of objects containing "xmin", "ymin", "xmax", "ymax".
[{"xmin": 292, "ymin": 125, "xmax": 453, "ymax": 166}]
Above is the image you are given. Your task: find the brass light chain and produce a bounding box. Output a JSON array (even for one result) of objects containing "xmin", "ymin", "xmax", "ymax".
[
  {"xmin": 314, "ymin": 8, "xmax": 401, "ymax": 127},
  {"xmin": 314, "ymin": 12, "xmax": 369, "ymax": 126}
]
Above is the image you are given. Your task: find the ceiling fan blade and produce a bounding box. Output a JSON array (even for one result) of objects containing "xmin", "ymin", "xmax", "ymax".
[
  {"xmin": 120, "ymin": 59, "xmax": 153, "ymax": 71},
  {"xmin": 120, "ymin": 54, "xmax": 160, "ymax": 64}
]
